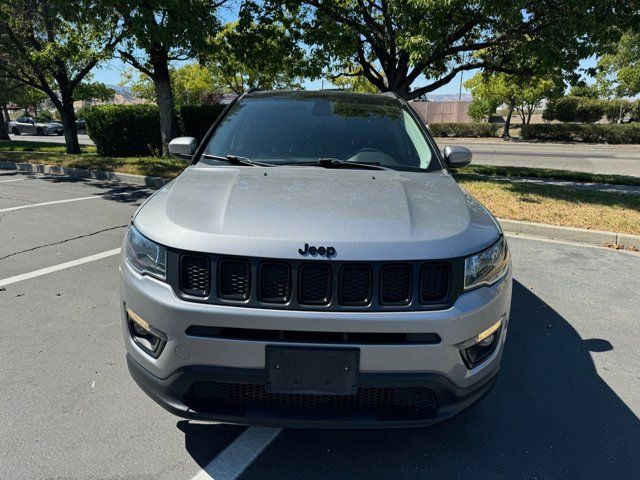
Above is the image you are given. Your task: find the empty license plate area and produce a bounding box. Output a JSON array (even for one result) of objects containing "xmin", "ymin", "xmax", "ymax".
[{"xmin": 266, "ymin": 346, "xmax": 359, "ymax": 395}]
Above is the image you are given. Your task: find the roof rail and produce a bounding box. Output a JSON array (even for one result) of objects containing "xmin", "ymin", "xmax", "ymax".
[{"xmin": 382, "ymin": 91, "xmax": 403, "ymax": 101}]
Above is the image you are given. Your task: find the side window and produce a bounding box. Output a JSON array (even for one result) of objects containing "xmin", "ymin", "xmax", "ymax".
[{"xmin": 17, "ymin": 117, "xmax": 24, "ymax": 123}]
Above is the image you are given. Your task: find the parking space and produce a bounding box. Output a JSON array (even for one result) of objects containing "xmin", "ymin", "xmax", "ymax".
[{"xmin": 1, "ymin": 171, "xmax": 639, "ymax": 479}]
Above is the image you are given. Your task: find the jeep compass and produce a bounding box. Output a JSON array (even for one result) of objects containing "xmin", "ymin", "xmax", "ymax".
[{"xmin": 120, "ymin": 90, "xmax": 512, "ymax": 427}]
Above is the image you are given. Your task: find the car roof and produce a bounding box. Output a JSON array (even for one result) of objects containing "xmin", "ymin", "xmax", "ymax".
[{"xmin": 243, "ymin": 89, "xmax": 402, "ymax": 106}]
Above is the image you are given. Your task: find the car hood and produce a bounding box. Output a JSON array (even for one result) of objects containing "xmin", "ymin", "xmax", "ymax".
[{"xmin": 134, "ymin": 165, "xmax": 501, "ymax": 261}]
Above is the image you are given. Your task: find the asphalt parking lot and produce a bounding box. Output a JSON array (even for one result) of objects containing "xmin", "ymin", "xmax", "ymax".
[{"xmin": 1, "ymin": 170, "xmax": 639, "ymax": 479}]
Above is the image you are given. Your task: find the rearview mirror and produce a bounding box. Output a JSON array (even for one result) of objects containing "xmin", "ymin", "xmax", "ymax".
[
  {"xmin": 168, "ymin": 137, "xmax": 197, "ymax": 160},
  {"xmin": 443, "ymin": 145, "xmax": 472, "ymax": 168}
]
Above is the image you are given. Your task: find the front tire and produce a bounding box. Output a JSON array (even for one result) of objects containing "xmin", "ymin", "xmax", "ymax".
[
  {"xmin": 12, "ymin": 127, "xmax": 20, "ymax": 135},
  {"xmin": 36, "ymin": 127, "xmax": 44, "ymax": 135}
]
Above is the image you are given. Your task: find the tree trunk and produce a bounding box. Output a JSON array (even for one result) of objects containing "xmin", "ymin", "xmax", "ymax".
[
  {"xmin": 502, "ymin": 101, "xmax": 515, "ymax": 138},
  {"xmin": 0, "ymin": 103, "xmax": 10, "ymax": 140},
  {"xmin": 152, "ymin": 59, "xmax": 177, "ymax": 156},
  {"xmin": 60, "ymin": 90, "xmax": 80, "ymax": 154}
]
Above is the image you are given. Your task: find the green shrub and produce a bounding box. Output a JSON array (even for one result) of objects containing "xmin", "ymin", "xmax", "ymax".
[
  {"xmin": 177, "ymin": 104, "xmax": 226, "ymax": 142},
  {"xmin": 428, "ymin": 122, "xmax": 500, "ymax": 137},
  {"xmin": 543, "ymin": 96, "xmax": 604, "ymax": 123},
  {"xmin": 521, "ymin": 123, "xmax": 640, "ymax": 143},
  {"xmin": 85, "ymin": 104, "xmax": 161, "ymax": 157}
]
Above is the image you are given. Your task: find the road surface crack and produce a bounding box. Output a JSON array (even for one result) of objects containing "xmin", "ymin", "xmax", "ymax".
[{"xmin": 0, "ymin": 224, "xmax": 127, "ymax": 261}]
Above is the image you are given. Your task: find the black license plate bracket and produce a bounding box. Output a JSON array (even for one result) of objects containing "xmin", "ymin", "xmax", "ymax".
[{"xmin": 266, "ymin": 346, "xmax": 359, "ymax": 395}]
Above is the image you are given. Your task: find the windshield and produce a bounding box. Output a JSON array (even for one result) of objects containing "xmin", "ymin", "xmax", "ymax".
[{"xmin": 201, "ymin": 93, "xmax": 440, "ymax": 171}]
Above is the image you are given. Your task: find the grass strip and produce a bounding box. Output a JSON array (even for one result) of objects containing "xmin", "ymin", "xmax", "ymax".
[
  {"xmin": 0, "ymin": 140, "xmax": 96, "ymax": 154},
  {"xmin": 458, "ymin": 177, "xmax": 640, "ymax": 235},
  {"xmin": 456, "ymin": 165, "xmax": 640, "ymax": 187}
]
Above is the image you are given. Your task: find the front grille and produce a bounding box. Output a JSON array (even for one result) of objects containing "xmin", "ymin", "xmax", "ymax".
[
  {"xmin": 185, "ymin": 382, "xmax": 437, "ymax": 414},
  {"xmin": 180, "ymin": 255, "xmax": 210, "ymax": 297},
  {"xmin": 175, "ymin": 253, "xmax": 459, "ymax": 311},
  {"xmin": 218, "ymin": 259, "xmax": 250, "ymax": 300},
  {"xmin": 380, "ymin": 264, "xmax": 412, "ymax": 304},
  {"xmin": 299, "ymin": 264, "xmax": 331, "ymax": 304}
]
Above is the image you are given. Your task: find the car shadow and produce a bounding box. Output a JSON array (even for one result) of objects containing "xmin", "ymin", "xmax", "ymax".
[
  {"xmin": 22, "ymin": 173, "xmax": 158, "ymax": 204},
  {"xmin": 179, "ymin": 279, "xmax": 640, "ymax": 478}
]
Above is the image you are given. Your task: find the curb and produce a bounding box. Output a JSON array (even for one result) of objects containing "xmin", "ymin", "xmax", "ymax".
[
  {"xmin": 2, "ymin": 161, "xmax": 638, "ymax": 251},
  {"xmin": 0, "ymin": 160, "xmax": 169, "ymax": 188},
  {"xmin": 499, "ymin": 219, "xmax": 640, "ymax": 250}
]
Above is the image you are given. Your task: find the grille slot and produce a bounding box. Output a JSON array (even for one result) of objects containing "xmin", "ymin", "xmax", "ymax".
[
  {"xmin": 420, "ymin": 263, "xmax": 450, "ymax": 303},
  {"xmin": 380, "ymin": 264, "xmax": 412, "ymax": 305},
  {"xmin": 218, "ymin": 259, "xmax": 250, "ymax": 300},
  {"xmin": 185, "ymin": 325, "xmax": 441, "ymax": 345},
  {"xmin": 259, "ymin": 262, "xmax": 291, "ymax": 303},
  {"xmin": 299, "ymin": 264, "xmax": 331, "ymax": 305},
  {"xmin": 340, "ymin": 265, "xmax": 372, "ymax": 305},
  {"xmin": 185, "ymin": 382, "xmax": 437, "ymax": 414},
  {"xmin": 180, "ymin": 255, "xmax": 210, "ymax": 297}
]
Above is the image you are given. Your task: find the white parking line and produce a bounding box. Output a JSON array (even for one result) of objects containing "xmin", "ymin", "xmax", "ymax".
[
  {"xmin": 0, "ymin": 248, "xmax": 121, "ymax": 287},
  {"xmin": 190, "ymin": 427, "xmax": 282, "ymax": 480},
  {"xmin": 0, "ymin": 178, "xmax": 28, "ymax": 183},
  {"xmin": 0, "ymin": 194, "xmax": 106, "ymax": 213}
]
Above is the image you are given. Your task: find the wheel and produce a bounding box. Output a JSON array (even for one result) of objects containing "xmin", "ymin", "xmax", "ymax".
[
  {"xmin": 36, "ymin": 127, "xmax": 44, "ymax": 135},
  {"xmin": 11, "ymin": 127, "xmax": 20, "ymax": 135},
  {"xmin": 57, "ymin": 131, "xmax": 63, "ymax": 136}
]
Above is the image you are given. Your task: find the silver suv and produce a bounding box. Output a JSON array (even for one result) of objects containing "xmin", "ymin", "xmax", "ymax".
[{"xmin": 120, "ymin": 90, "xmax": 512, "ymax": 427}]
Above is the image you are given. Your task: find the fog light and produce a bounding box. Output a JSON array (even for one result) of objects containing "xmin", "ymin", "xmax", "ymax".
[
  {"xmin": 126, "ymin": 306, "xmax": 167, "ymax": 358},
  {"xmin": 460, "ymin": 316, "xmax": 504, "ymax": 369}
]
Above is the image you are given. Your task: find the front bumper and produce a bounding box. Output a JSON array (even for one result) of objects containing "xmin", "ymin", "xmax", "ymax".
[
  {"xmin": 127, "ymin": 353, "xmax": 500, "ymax": 428},
  {"xmin": 120, "ymin": 258, "xmax": 512, "ymax": 426}
]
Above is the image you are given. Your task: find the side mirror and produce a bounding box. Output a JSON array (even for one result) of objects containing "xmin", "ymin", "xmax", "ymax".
[
  {"xmin": 443, "ymin": 145, "xmax": 472, "ymax": 168},
  {"xmin": 168, "ymin": 137, "xmax": 197, "ymax": 160}
]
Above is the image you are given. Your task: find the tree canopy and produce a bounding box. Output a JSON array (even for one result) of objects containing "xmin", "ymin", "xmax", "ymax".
[
  {"xmin": 256, "ymin": 0, "xmax": 638, "ymax": 99},
  {"xmin": 597, "ymin": 31, "xmax": 640, "ymax": 97}
]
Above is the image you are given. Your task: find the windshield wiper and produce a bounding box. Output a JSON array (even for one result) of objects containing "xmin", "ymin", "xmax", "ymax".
[
  {"xmin": 201, "ymin": 154, "xmax": 275, "ymax": 167},
  {"xmin": 288, "ymin": 158, "xmax": 392, "ymax": 170}
]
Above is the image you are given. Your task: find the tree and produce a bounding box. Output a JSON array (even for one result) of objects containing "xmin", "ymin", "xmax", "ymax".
[
  {"xmin": 74, "ymin": 82, "xmax": 116, "ymax": 104},
  {"xmin": 113, "ymin": 0, "xmax": 227, "ymax": 154},
  {"xmin": 204, "ymin": 16, "xmax": 314, "ymax": 94},
  {"xmin": 466, "ymin": 72, "xmax": 562, "ymax": 137},
  {"xmin": 0, "ymin": 0, "xmax": 121, "ymax": 153},
  {"xmin": 258, "ymin": 0, "xmax": 636, "ymax": 100},
  {"xmin": 129, "ymin": 63, "xmax": 220, "ymax": 106},
  {"xmin": 597, "ymin": 31, "xmax": 640, "ymax": 97},
  {"xmin": 11, "ymin": 86, "xmax": 48, "ymax": 116}
]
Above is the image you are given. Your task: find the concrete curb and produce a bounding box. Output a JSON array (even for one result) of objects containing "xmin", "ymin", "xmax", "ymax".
[
  {"xmin": 0, "ymin": 160, "xmax": 170, "ymax": 188},
  {"xmin": 2, "ymin": 160, "xmax": 638, "ymax": 250},
  {"xmin": 499, "ymin": 219, "xmax": 640, "ymax": 250}
]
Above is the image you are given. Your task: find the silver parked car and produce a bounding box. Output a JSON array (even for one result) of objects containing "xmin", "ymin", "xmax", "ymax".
[
  {"xmin": 120, "ymin": 90, "xmax": 512, "ymax": 427},
  {"xmin": 9, "ymin": 116, "xmax": 63, "ymax": 136}
]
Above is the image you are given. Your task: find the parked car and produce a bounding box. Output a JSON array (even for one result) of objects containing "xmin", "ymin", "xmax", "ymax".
[
  {"xmin": 9, "ymin": 116, "xmax": 63, "ymax": 136},
  {"xmin": 76, "ymin": 118, "xmax": 87, "ymax": 133},
  {"xmin": 120, "ymin": 90, "xmax": 512, "ymax": 427}
]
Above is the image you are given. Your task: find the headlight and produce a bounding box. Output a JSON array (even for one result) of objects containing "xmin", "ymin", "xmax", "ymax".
[
  {"xmin": 464, "ymin": 236, "xmax": 509, "ymax": 290},
  {"xmin": 124, "ymin": 225, "xmax": 167, "ymax": 280}
]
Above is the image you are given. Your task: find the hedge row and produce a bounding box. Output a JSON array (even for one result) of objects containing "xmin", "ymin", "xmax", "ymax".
[
  {"xmin": 544, "ymin": 96, "xmax": 640, "ymax": 124},
  {"xmin": 520, "ymin": 123, "xmax": 640, "ymax": 144},
  {"xmin": 85, "ymin": 104, "xmax": 226, "ymax": 157},
  {"xmin": 428, "ymin": 123, "xmax": 500, "ymax": 138}
]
